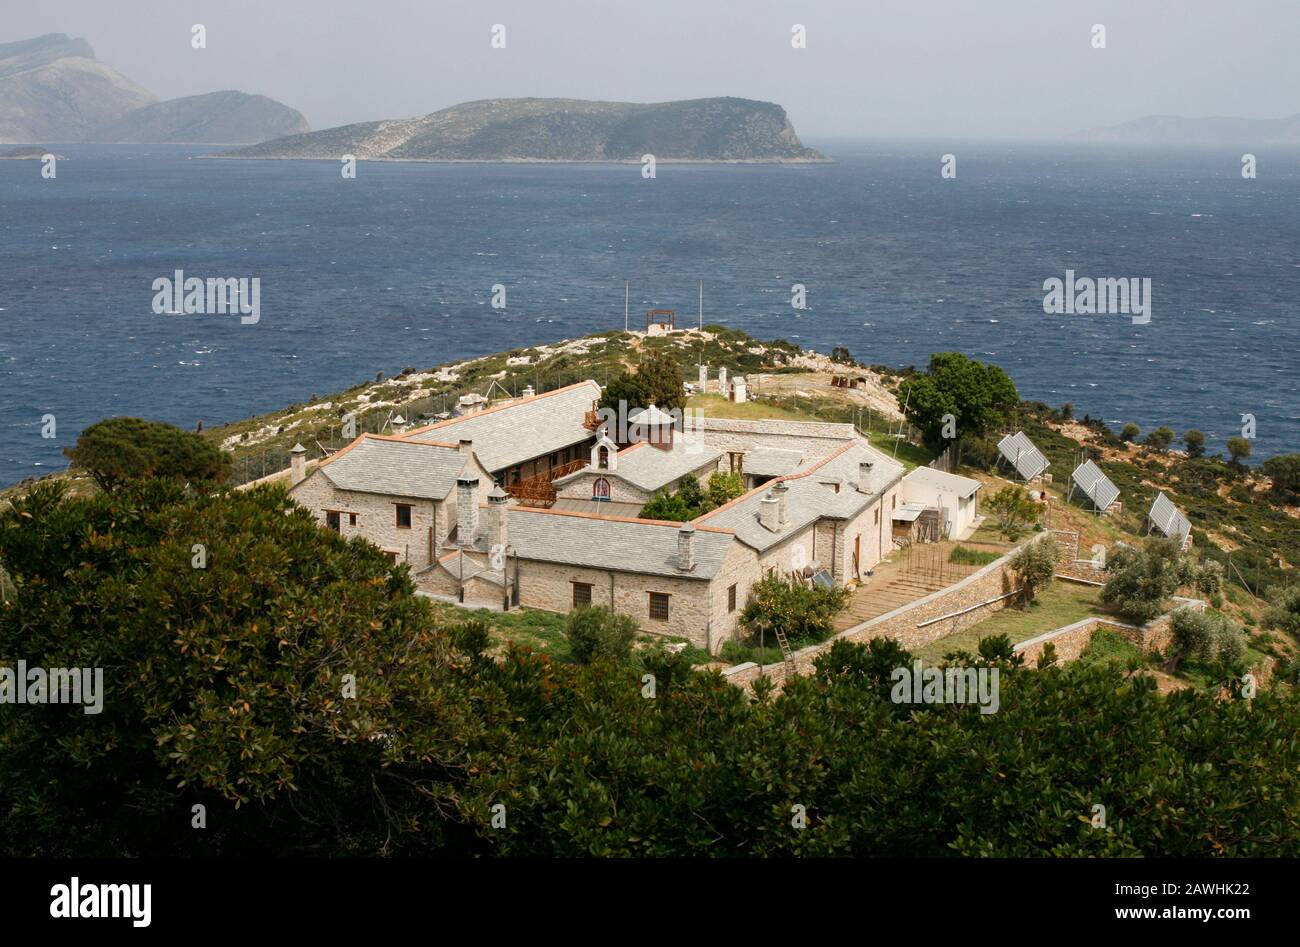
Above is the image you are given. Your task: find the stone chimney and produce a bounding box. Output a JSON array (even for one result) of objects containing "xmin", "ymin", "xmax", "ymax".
[
  {"xmin": 289, "ymin": 443, "xmax": 307, "ymax": 486},
  {"xmin": 459, "ymin": 438, "xmax": 473, "ymax": 459},
  {"xmin": 677, "ymin": 522, "xmax": 696, "ymax": 571},
  {"xmin": 759, "ymin": 491, "xmax": 781, "ymax": 532},
  {"xmin": 698, "ymin": 364, "xmax": 708, "ymax": 390},
  {"xmin": 773, "ymin": 480, "xmax": 790, "ymax": 526},
  {"xmin": 456, "ymin": 475, "xmax": 479, "ymax": 545},
  {"xmin": 391, "ymin": 414, "xmax": 408, "ymax": 436},
  {"xmin": 487, "ymin": 484, "xmax": 509, "ymax": 559},
  {"xmin": 858, "ymin": 459, "xmax": 875, "ymax": 493}
]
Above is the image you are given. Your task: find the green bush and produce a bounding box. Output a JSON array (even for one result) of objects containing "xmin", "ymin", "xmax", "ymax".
[
  {"xmin": 1101, "ymin": 538, "xmax": 1191, "ymax": 624},
  {"xmin": 739, "ymin": 572, "xmax": 848, "ymax": 649},
  {"xmin": 64, "ymin": 416, "xmax": 231, "ymax": 492},
  {"xmin": 1010, "ymin": 536, "xmax": 1059, "ymax": 604},
  {"xmin": 564, "ymin": 606, "xmax": 638, "ymax": 664},
  {"xmin": 1169, "ymin": 607, "xmax": 1247, "ymax": 672}
]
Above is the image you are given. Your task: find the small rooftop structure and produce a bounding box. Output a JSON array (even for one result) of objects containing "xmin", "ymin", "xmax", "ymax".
[
  {"xmin": 1070, "ymin": 459, "xmax": 1120, "ymax": 513},
  {"xmin": 997, "ymin": 431, "xmax": 1051, "ymax": 481}
]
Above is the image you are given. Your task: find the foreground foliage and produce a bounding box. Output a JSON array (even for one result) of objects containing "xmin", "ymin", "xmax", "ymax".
[{"xmin": 2, "ymin": 484, "xmax": 1299, "ymax": 857}]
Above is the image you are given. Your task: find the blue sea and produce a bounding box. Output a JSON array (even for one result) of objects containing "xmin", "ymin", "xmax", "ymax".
[{"xmin": 2, "ymin": 139, "xmax": 1298, "ymax": 487}]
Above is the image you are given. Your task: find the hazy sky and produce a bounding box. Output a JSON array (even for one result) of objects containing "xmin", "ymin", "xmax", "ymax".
[{"xmin": 9, "ymin": 0, "xmax": 1299, "ymax": 138}]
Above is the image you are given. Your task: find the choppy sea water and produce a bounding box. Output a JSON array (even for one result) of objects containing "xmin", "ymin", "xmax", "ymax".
[{"xmin": 2, "ymin": 139, "xmax": 1298, "ymax": 486}]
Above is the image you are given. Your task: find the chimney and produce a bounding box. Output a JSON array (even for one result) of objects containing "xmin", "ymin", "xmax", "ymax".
[
  {"xmin": 698, "ymin": 364, "xmax": 708, "ymax": 391},
  {"xmin": 487, "ymin": 484, "xmax": 509, "ymax": 559},
  {"xmin": 392, "ymin": 414, "xmax": 408, "ymax": 436},
  {"xmin": 457, "ymin": 475, "xmax": 479, "ymax": 545},
  {"xmin": 459, "ymin": 438, "xmax": 473, "ymax": 458},
  {"xmin": 677, "ymin": 522, "xmax": 696, "ymax": 571},
  {"xmin": 858, "ymin": 459, "xmax": 875, "ymax": 493},
  {"xmin": 289, "ymin": 443, "xmax": 307, "ymax": 486},
  {"xmin": 522, "ymin": 384, "xmax": 535, "ymax": 398},
  {"xmin": 759, "ymin": 491, "xmax": 781, "ymax": 532},
  {"xmin": 773, "ymin": 480, "xmax": 789, "ymax": 526}
]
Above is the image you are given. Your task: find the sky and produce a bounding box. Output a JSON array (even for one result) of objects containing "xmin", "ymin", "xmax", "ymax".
[{"xmin": 8, "ymin": 0, "xmax": 1299, "ymax": 139}]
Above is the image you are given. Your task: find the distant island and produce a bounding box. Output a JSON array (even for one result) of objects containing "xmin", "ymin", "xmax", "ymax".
[
  {"xmin": 1070, "ymin": 113, "xmax": 1300, "ymax": 145},
  {"xmin": 217, "ymin": 97, "xmax": 829, "ymax": 163},
  {"xmin": 0, "ymin": 33, "xmax": 308, "ymax": 144},
  {"xmin": 0, "ymin": 145, "xmax": 59, "ymax": 159}
]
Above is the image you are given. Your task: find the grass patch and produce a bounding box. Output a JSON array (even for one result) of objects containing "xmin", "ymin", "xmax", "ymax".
[
  {"xmin": 948, "ymin": 545, "xmax": 1002, "ymax": 567},
  {"xmin": 687, "ymin": 393, "xmax": 811, "ymax": 422},
  {"xmin": 913, "ymin": 580, "xmax": 1108, "ymax": 663},
  {"xmin": 430, "ymin": 602, "xmax": 574, "ymax": 662},
  {"xmin": 719, "ymin": 640, "xmax": 787, "ymax": 666},
  {"xmin": 1077, "ymin": 629, "xmax": 1144, "ymax": 669}
]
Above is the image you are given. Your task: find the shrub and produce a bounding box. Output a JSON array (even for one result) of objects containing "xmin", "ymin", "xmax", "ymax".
[
  {"xmin": 740, "ymin": 572, "xmax": 848, "ymax": 649},
  {"xmin": 1183, "ymin": 429, "xmax": 1206, "ymax": 459},
  {"xmin": 1010, "ymin": 536, "xmax": 1059, "ymax": 604},
  {"xmin": 706, "ymin": 471, "xmax": 745, "ymax": 508},
  {"xmin": 1169, "ymin": 607, "xmax": 1247, "ymax": 672},
  {"xmin": 956, "ymin": 435, "xmax": 1000, "ymax": 471},
  {"xmin": 64, "ymin": 416, "xmax": 231, "ymax": 492},
  {"xmin": 1194, "ymin": 559, "xmax": 1224, "ymax": 598},
  {"xmin": 564, "ymin": 606, "xmax": 638, "ymax": 664},
  {"xmin": 949, "ymin": 545, "xmax": 1002, "ymax": 567},
  {"xmin": 1263, "ymin": 454, "xmax": 1300, "ymax": 494},
  {"xmin": 1101, "ymin": 538, "xmax": 1191, "ymax": 624},
  {"xmin": 1145, "ymin": 426, "xmax": 1175, "ymax": 451},
  {"xmin": 1227, "ymin": 436, "xmax": 1253, "ymax": 466},
  {"xmin": 1121, "ymin": 422, "xmax": 1141, "ymax": 443},
  {"xmin": 986, "ymin": 484, "xmax": 1039, "ymax": 540},
  {"xmin": 1264, "ymin": 585, "xmax": 1300, "ymax": 641}
]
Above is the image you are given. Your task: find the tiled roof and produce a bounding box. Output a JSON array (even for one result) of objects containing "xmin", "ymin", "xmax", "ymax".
[
  {"xmin": 311, "ymin": 434, "xmax": 467, "ymax": 500},
  {"xmin": 698, "ymin": 441, "xmax": 904, "ymax": 552},
  {"xmin": 554, "ymin": 439, "xmax": 721, "ymax": 494},
  {"xmin": 493, "ymin": 508, "xmax": 736, "ymax": 580},
  {"xmin": 404, "ymin": 380, "xmax": 600, "ymax": 473},
  {"xmin": 742, "ymin": 447, "xmax": 805, "ymax": 478}
]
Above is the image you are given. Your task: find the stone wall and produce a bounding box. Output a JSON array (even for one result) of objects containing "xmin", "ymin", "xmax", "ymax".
[
  {"xmin": 699, "ymin": 418, "xmax": 857, "ymax": 464},
  {"xmin": 1013, "ymin": 597, "xmax": 1206, "ymax": 665},
  {"xmin": 723, "ymin": 533, "xmax": 1048, "ymax": 689}
]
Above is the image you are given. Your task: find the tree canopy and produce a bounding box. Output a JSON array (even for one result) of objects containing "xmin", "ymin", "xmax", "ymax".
[
  {"xmin": 899, "ymin": 353, "xmax": 1018, "ymax": 448},
  {"xmin": 64, "ymin": 416, "xmax": 231, "ymax": 492}
]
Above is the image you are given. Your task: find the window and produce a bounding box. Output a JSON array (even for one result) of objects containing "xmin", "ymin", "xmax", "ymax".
[
  {"xmin": 572, "ymin": 582, "xmax": 593, "ymax": 607},
  {"xmin": 728, "ymin": 584, "xmax": 737, "ymax": 613},
  {"xmin": 385, "ymin": 551, "xmax": 399, "ymax": 564},
  {"xmin": 326, "ymin": 510, "xmax": 341, "ymax": 532},
  {"xmin": 395, "ymin": 504, "xmax": 412, "ymax": 528},
  {"xmin": 592, "ymin": 477, "xmax": 612, "ymax": 502},
  {"xmin": 648, "ymin": 592, "xmax": 670, "ymax": 621},
  {"xmin": 892, "ymin": 494, "xmax": 897, "ymax": 509},
  {"xmin": 874, "ymin": 508, "xmax": 880, "ymax": 525},
  {"xmin": 349, "ymin": 513, "xmax": 357, "ymax": 526}
]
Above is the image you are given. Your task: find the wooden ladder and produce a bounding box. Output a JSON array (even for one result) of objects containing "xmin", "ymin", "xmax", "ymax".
[{"xmin": 773, "ymin": 626, "xmax": 796, "ymax": 674}]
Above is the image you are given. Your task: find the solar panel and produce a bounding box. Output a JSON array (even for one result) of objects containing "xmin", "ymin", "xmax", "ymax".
[
  {"xmin": 1071, "ymin": 459, "xmax": 1120, "ymax": 513},
  {"xmin": 997, "ymin": 431, "xmax": 1050, "ymax": 481},
  {"xmin": 1149, "ymin": 492, "xmax": 1192, "ymax": 545}
]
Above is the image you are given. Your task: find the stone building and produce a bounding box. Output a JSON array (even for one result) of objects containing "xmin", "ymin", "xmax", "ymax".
[{"xmin": 288, "ymin": 378, "xmax": 905, "ymax": 654}]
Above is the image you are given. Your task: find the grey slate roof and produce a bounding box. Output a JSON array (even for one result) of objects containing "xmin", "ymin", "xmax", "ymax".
[
  {"xmin": 315, "ymin": 436, "xmax": 467, "ymax": 499},
  {"xmin": 698, "ymin": 442, "xmax": 904, "ymax": 553},
  {"xmin": 502, "ymin": 508, "xmax": 735, "ymax": 580},
  {"xmin": 743, "ymin": 447, "xmax": 805, "ymax": 478},
  {"xmin": 554, "ymin": 438, "xmax": 721, "ymax": 494},
  {"xmin": 405, "ymin": 380, "xmax": 600, "ymax": 473}
]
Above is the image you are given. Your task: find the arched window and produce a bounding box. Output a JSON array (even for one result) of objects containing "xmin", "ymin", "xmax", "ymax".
[{"xmin": 593, "ymin": 477, "xmax": 612, "ymax": 502}]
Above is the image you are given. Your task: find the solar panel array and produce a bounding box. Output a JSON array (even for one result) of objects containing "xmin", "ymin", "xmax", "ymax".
[
  {"xmin": 997, "ymin": 431, "xmax": 1050, "ymax": 481},
  {"xmin": 1149, "ymin": 492, "xmax": 1192, "ymax": 546},
  {"xmin": 1071, "ymin": 459, "xmax": 1120, "ymax": 512}
]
